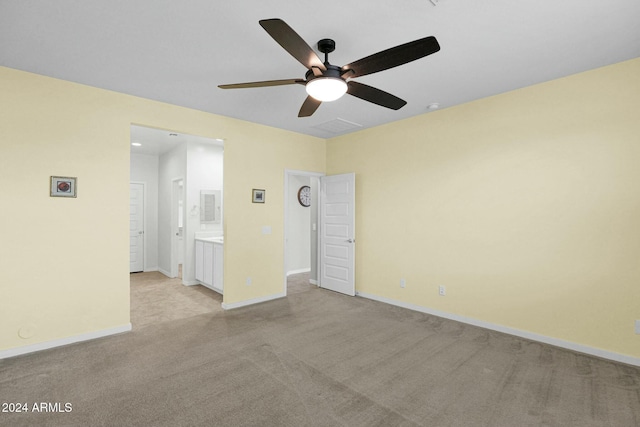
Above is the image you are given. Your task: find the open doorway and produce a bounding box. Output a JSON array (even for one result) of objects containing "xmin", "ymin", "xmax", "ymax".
[
  {"xmin": 130, "ymin": 124, "xmax": 225, "ymax": 327},
  {"xmin": 129, "ymin": 124, "xmax": 224, "ymax": 280},
  {"xmin": 284, "ymin": 171, "xmax": 357, "ymax": 298},
  {"xmin": 284, "ymin": 170, "xmax": 323, "ymax": 296}
]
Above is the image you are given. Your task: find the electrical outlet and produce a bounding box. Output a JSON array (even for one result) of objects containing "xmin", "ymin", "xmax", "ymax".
[
  {"xmin": 246, "ymin": 277, "xmax": 252, "ymax": 286},
  {"xmin": 400, "ymin": 278, "xmax": 406, "ymax": 288},
  {"xmin": 438, "ymin": 285, "xmax": 446, "ymax": 296}
]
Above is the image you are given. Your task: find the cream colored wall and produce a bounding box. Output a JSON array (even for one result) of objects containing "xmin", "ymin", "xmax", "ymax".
[
  {"xmin": 327, "ymin": 58, "xmax": 640, "ymax": 358},
  {"xmin": 0, "ymin": 67, "xmax": 325, "ymax": 353},
  {"xmin": 3, "ymin": 58, "xmax": 638, "ymax": 358},
  {"xmin": 223, "ymin": 130, "xmax": 325, "ymax": 304}
]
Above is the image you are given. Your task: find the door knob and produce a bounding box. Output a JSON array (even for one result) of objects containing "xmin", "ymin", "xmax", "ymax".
[{"xmin": 346, "ymin": 238, "xmax": 355, "ymax": 243}]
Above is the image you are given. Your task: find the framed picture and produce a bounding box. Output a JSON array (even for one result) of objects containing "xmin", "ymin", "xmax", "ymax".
[
  {"xmin": 252, "ymin": 189, "xmax": 265, "ymax": 203},
  {"xmin": 50, "ymin": 176, "xmax": 77, "ymax": 198}
]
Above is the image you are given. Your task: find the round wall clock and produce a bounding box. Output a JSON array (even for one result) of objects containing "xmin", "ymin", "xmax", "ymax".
[{"xmin": 297, "ymin": 185, "xmax": 311, "ymax": 207}]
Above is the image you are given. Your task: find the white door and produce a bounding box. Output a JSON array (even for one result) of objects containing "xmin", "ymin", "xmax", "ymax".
[
  {"xmin": 319, "ymin": 173, "xmax": 355, "ymax": 296},
  {"xmin": 171, "ymin": 178, "xmax": 184, "ymax": 279},
  {"xmin": 129, "ymin": 183, "xmax": 144, "ymax": 273}
]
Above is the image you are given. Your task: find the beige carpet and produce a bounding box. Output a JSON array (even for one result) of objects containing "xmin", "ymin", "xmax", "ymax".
[
  {"xmin": 1, "ymin": 272, "xmax": 640, "ymax": 426},
  {"xmin": 286, "ymin": 271, "xmax": 314, "ymax": 295},
  {"xmin": 130, "ymin": 271, "xmax": 223, "ymax": 329}
]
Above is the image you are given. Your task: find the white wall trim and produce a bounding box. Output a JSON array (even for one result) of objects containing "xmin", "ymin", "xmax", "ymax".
[
  {"xmin": 221, "ymin": 292, "xmax": 286, "ymax": 310},
  {"xmin": 356, "ymin": 291, "xmax": 640, "ymax": 367},
  {"xmin": 286, "ymin": 268, "xmax": 311, "ymax": 276},
  {"xmin": 182, "ymin": 279, "xmax": 199, "ymax": 286},
  {"xmin": 158, "ymin": 267, "xmax": 172, "ymax": 278},
  {"xmin": 0, "ymin": 324, "xmax": 132, "ymax": 360},
  {"xmin": 143, "ymin": 267, "xmax": 159, "ymax": 273},
  {"xmin": 310, "ymin": 279, "xmax": 318, "ymax": 285}
]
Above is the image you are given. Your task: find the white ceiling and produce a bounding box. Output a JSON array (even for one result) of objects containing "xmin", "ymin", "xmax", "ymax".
[
  {"xmin": 130, "ymin": 125, "xmax": 224, "ymax": 156},
  {"xmin": 2, "ymin": 1, "xmax": 639, "ymax": 139}
]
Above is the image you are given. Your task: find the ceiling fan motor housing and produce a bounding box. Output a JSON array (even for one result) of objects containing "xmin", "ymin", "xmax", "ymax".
[
  {"xmin": 305, "ymin": 64, "xmax": 343, "ymax": 81},
  {"xmin": 304, "ymin": 63, "xmax": 348, "ymax": 102}
]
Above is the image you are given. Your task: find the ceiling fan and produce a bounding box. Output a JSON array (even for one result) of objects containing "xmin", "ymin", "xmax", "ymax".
[{"xmin": 219, "ymin": 19, "xmax": 440, "ymax": 117}]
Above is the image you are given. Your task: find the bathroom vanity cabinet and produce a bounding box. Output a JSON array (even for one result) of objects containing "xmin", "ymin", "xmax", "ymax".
[{"xmin": 195, "ymin": 238, "xmax": 223, "ymax": 294}]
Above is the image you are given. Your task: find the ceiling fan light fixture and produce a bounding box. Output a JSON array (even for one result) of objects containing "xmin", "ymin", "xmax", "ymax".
[{"xmin": 305, "ymin": 77, "xmax": 347, "ymax": 102}]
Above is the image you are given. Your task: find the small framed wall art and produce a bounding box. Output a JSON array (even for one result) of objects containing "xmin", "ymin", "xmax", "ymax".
[
  {"xmin": 252, "ymin": 189, "xmax": 265, "ymax": 203},
  {"xmin": 50, "ymin": 176, "xmax": 77, "ymax": 198}
]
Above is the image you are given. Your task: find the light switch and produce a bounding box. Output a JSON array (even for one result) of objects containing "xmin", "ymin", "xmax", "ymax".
[{"xmin": 262, "ymin": 226, "xmax": 272, "ymax": 235}]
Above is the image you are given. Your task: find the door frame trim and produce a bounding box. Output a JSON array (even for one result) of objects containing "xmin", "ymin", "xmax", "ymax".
[
  {"xmin": 170, "ymin": 176, "xmax": 185, "ymax": 280},
  {"xmin": 283, "ymin": 169, "xmax": 324, "ymax": 296}
]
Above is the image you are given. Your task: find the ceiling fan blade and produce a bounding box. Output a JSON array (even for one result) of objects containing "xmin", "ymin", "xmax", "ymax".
[
  {"xmin": 218, "ymin": 79, "xmax": 304, "ymax": 89},
  {"xmin": 259, "ymin": 19, "xmax": 326, "ymax": 71},
  {"xmin": 298, "ymin": 96, "xmax": 322, "ymax": 117},
  {"xmin": 342, "ymin": 36, "xmax": 440, "ymax": 79},
  {"xmin": 347, "ymin": 81, "xmax": 407, "ymax": 110}
]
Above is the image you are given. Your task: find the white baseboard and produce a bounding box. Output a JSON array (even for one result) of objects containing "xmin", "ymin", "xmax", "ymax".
[
  {"xmin": 222, "ymin": 292, "xmax": 286, "ymax": 310},
  {"xmin": 158, "ymin": 268, "xmax": 172, "ymax": 277},
  {"xmin": 286, "ymin": 268, "xmax": 311, "ymax": 276},
  {"xmin": 143, "ymin": 267, "xmax": 159, "ymax": 272},
  {"xmin": 356, "ymin": 291, "xmax": 640, "ymax": 367},
  {"xmin": 0, "ymin": 324, "xmax": 132, "ymax": 360},
  {"xmin": 310, "ymin": 279, "xmax": 318, "ymax": 285},
  {"xmin": 182, "ymin": 280, "xmax": 200, "ymax": 286}
]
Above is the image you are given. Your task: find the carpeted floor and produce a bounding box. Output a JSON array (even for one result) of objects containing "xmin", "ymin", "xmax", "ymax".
[
  {"xmin": 286, "ymin": 271, "xmax": 314, "ymax": 295},
  {"xmin": 130, "ymin": 271, "xmax": 224, "ymax": 329},
  {"xmin": 1, "ymin": 272, "xmax": 640, "ymax": 426},
  {"xmin": 130, "ymin": 271, "xmax": 311, "ymax": 328}
]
